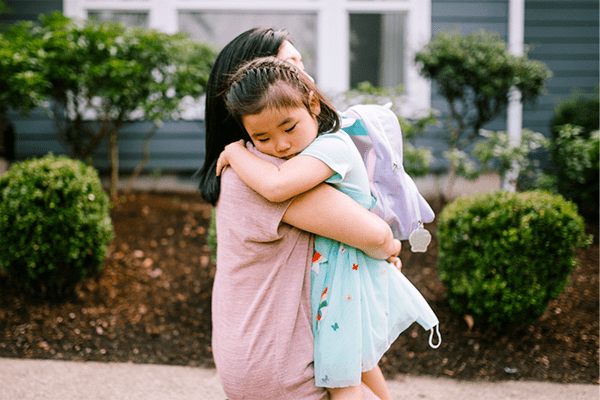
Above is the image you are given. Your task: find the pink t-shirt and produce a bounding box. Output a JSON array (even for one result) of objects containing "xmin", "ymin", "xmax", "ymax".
[{"xmin": 212, "ymin": 148, "xmax": 327, "ymax": 400}]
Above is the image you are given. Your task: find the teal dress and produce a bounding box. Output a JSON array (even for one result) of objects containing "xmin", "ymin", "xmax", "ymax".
[{"xmin": 301, "ymin": 129, "xmax": 440, "ymax": 388}]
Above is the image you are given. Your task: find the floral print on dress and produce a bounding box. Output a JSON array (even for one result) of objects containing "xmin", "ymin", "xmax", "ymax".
[
  {"xmin": 316, "ymin": 287, "xmax": 329, "ymax": 331},
  {"xmin": 312, "ymin": 251, "xmax": 326, "ymax": 274}
]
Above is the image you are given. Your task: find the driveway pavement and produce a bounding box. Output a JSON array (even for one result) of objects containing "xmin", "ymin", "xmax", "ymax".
[{"xmin": 1, "ymin": 358, "xmax": 597, "ymax": 400}]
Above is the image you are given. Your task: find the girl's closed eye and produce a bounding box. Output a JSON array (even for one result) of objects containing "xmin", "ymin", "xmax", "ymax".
[{"xmin": 285, "ymin": 123, "xmax": 297, "ymax": 133}]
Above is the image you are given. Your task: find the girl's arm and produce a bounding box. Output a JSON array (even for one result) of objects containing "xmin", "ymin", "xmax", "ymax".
[
  {"xmin": 282, "ymin": 183, "xmax": 401, "ymax": 260},
  {"xmin": 216, "ymin": 140, "xmax": 334, "ymax": 203}
]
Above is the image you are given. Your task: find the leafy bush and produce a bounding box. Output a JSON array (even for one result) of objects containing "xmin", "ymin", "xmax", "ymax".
[
  {"xmin": 437, "ymin": 190, "xmax": 591, "ymax": 326},
  {"xmin": 0, "ymin": 153, "xmax": 114, "ymax": 298},
  {"xmin": 551, "ymin": 88, "xmax": 599, "ymax": 138},
  {"xmin": 207, "ymin": 208, "xmax": 217, "ymax": 263},
  {"xmin": 1, "ymin": 12, "xmax": 217, "ymax": 201},
  {"xmin": 415, "ymin": 31, "xmax": 552, "ymax": 192},
  {"xmin": 548, "ymin": 90, "xmax": 599, "ymax": 209}
]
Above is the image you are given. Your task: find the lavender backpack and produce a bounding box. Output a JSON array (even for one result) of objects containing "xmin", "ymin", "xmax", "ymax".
[{"xmin": 340, "ymin": 104, "xmax": 435, "ymax": 247}]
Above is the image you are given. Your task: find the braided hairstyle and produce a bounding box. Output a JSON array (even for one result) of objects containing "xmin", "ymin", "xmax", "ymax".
[
  {"xmin": 197, "ymin": 28, "xmax": 291, "ymax": 205},
  {"xmin": 225, "ymin": 56, "xmax": 340, "ymax": 135}
]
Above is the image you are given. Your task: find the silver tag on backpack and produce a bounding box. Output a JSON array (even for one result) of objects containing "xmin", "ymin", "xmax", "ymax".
[{"xmin": 409, "ymin": 222, "xmax": 431, "ymax": 253}]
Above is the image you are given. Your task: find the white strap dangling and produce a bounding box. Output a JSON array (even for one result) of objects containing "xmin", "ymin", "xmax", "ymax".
[{"xmin": 429, "ymin": 325, "xmax": 442, "ymax": 349}]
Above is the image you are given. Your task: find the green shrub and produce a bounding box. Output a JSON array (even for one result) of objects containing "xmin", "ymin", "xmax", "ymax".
[
  {"xmin": 0, "ymin": 153, "xmax": 114, "ymax": 298},
  {"xmin": 207, "ymin": 208, "xmax": 216, "ymax": 262},
  {"xmin": 548, "ymin": 89, "xmax": 599, "ymax": 209},
  {"xmin": 437, "ymin": 190, "xmax": 591, "ymax": 326},
  {"xmin": 551, "ymin": 88, "xmax": 599, "ymax": 138},
  {"xmin": 415, "ymin": 31, "xmax": 551, "ymax": 190}
]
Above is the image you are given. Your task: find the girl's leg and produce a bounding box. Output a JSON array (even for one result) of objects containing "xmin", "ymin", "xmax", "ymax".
[
  {"xmin": 328, "ymin": 385, "xmax": 363, "ymax": 400},
  {"xmin": 361, "ymin": 365, "xmax": 392, "ymax": 400}
]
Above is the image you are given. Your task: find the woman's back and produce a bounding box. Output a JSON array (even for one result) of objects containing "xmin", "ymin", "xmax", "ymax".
[{"xmin": 212, "ymin": 147, "xmax": 327, "ymax": 400}]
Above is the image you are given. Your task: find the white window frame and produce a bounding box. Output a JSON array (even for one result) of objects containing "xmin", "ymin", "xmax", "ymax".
[{"xmin": 64, "ymin": 0, "xmax": 431, "ymax": 113}]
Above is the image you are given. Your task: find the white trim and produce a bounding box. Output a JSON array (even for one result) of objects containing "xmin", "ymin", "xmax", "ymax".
[
  {"xmin": 63, "ymin": 0, "xmax": 432, "ymax": 112},
  {"xmin": 505, "ymin": 0, "xmax": 525, "ymax": 192}
]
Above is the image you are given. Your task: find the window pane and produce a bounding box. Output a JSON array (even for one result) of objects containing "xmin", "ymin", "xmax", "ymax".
[
  {"xmin": 179, "ymin": 11, "xmax": 317, "ymax": 80},
  {"xmin": 349, "ymin": 13, "xmax": 406, "ymax": 89},
  {"xmin": 88, "ymin": 10, "xmax": 149, "ymax": 28}
]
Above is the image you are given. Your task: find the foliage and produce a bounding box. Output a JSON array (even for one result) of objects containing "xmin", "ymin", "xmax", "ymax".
[
  {"xmin": 473, "ymin": 129, "xmax": 550, "ymax": 184},
  {"xmin": 548, "ymin": 125, "xmax": 599, "ymax": 208},
  {"xmin": 437, "ymin": 190, "xmax": 591, "ymax": 327},
  {"xmin": 0, "ymin": 21, "xmax": 49, "ymax": 116},
  {"xmin": 207, "ymin": 208, "xmax": 217, "ymax": 262},
  {"xmin": 332, "ymin": 81, "xmax": 438, "ymax": 177},
  {"xmin": 547, "ymin": 90, "xmax": 599, "ymax": 208},
  {"xmin": 0, "ymin": 153, "xmax": 114, "ymax": 298},
  {"xmin": 414, "ymin": 30, "xmax": 552, "ymax": 187},
  {"xmin": 1, "ymin": 12, "xmax": 217, "ymax": 200},
  {"xmin": 551, "ymin": 87, "xmax": 599, "ymax": 139}
]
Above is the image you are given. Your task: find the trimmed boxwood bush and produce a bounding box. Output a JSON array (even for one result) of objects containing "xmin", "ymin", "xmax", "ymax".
[
  {"xmin": 437, "ymin": 190, "xmax": 591, "ymax": 326},
  {"xmin": 0, "ymin": 153, "xmax": 114, "ymax": 298}
]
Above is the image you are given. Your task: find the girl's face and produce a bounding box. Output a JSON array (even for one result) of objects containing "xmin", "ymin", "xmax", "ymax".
[{"xmin": 243, "ymin": 97, "xmax": 321, "ymax": 160}]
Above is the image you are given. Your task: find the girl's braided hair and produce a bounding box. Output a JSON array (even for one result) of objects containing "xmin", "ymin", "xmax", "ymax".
[{"xmin": 225, "ymin": 56, "xmax": 340, "ymax": 134}]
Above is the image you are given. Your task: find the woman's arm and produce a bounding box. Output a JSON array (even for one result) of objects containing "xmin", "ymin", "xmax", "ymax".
[
  {"xmin": 216, "ymin": 140, "xmax": 334, "ymax": 203},
  {"xmin": 282, "ymin": 183, "xmax": 401, "ymax": 260}
]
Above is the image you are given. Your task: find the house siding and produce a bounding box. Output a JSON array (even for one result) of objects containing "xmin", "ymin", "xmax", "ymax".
[
  {"xmin": 4, "ymin": 1, "xmax": 599, "ymax": 174},
  {"xmin": 0, "ymin": 0, "xmax": 62, "ymax": 24},
  {"xmin": 424, "ymin": 0, "xmax": 599, "ymax": 171},
  {"xmin": 523, "ymin": 0, "xmax": 599, "ymax": 136},
  {"xmin": 9, "ymin": 108, "xmax": 206, "ymax": 173}
]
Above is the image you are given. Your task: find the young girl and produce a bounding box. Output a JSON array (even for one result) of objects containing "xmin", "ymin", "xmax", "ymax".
[{"xmin": 217, "ymin": 56, "xmax": 440, "ymax": 400}]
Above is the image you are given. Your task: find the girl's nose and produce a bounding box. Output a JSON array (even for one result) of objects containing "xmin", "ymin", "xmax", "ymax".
[{"xmin": 275, "ymin": 139, "xmax": 291, "ymax": 153}]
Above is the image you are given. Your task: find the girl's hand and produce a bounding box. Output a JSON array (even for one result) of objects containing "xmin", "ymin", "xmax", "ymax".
[
  {"xmin": 216, "ymin": 140, "xmax": 245, "ymax": 176},
  {"xmin": 387, "ymin": 256, "xmax": 402, "ymax": 272},
  {"xmin": 387, "ymin": 239, "xmax": 402, "ymax": 271}
]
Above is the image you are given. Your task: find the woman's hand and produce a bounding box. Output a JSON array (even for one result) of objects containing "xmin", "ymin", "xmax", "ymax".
[{"xmin": 216, "ymin": 139, "xmax": 246, "ymax": 176}]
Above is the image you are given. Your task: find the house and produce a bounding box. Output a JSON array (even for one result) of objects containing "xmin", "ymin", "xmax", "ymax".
[{"xmin": 2, "ymin": 0, "xmax": 598, "ymax": 175}]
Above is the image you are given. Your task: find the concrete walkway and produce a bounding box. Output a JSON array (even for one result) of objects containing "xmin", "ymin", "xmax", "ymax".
[{"xmin": 1, "ymin": 358, "xmax": 597, "ymax": 400}]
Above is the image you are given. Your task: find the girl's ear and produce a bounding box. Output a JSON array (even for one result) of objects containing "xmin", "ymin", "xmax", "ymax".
[{"xmin": 308, "ymin": 91, "xmax": 321, "ymax": 117}]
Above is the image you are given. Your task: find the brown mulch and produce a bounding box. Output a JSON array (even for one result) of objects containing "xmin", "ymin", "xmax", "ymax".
[{"xmin": 0, "ymin": 191, "xmax": 598, "ymax": 384}]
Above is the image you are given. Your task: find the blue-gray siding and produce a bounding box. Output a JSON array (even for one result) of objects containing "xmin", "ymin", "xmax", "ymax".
[
  {"xmin": 10, "ymin": 109, "xmax": 206, "ymax": 173},
  {"xmin": 524, "ymin": 0, "xmax": 599, "ymax": 136},
  {"xmin": 0, "ymin": 0, "xmax": 62, "ymax": 24},
  {"xmin": 424, "ymin": 0, "xmax": 599, "ymax": 170},
  {"xmin": 5, "ymin": 0, "xmax": 599, "ymax": 173}
]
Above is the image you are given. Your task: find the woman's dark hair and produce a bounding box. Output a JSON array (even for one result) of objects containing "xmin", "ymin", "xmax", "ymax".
[
  {"xmin": 197, "ymin": 28, "xmax": 291, "ymax": 205},
  {"xmin": 225, "ymin": 56, "xmax": 340, "ymax": 135}
]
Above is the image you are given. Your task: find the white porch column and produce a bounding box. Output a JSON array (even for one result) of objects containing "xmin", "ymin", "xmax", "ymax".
[
  {"xmin": 317, "ymin": 0, "xmax": 349, "ymax": 94},
  {"xmin": 63, "ymin": 0, "xmax": 86, "ymax": 19},
  {"xmin": 504, "ymin": 0, "xmax": 525, "ymax": 192},
  {"xmin": 149, "ymin": 0, "xmax": 178, "ymax": 33}
]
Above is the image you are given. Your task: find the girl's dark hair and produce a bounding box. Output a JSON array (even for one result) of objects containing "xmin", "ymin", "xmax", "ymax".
[
  {"xmin": 225, "ymin": 57, "xmax": 340, "ymax": 135},
  {"xmin": 197, "ymin": 28, "xmax": 291, "ymax": 205}
]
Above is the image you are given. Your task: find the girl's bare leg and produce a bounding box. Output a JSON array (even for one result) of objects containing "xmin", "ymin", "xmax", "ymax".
[
  {"xmin": 361, "ymin": 365, "xmax": 392, "ymax": 400},
  {"xmin": 328, "ymin": 385, "xmax": 364, "ymax": 400}
]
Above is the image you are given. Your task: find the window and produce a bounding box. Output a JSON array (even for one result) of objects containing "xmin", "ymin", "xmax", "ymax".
[
  {"xmin": 349, "ymin": 13, "xmax": 406, "ymax": 89},
  {"xmin": 88, "ymin": 10, "xmax": 149, "ymax": 28},
  {"xmin": 179, "ymin": 11, "xmax": 318, "ymax": 79},
  {"xmin": 64, "ymin": 1, "xmax": 431, "ymax": 115}
]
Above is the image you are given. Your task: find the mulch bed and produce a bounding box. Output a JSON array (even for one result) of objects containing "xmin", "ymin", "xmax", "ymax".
[{"xmin": 0, "ymin": 191, "xmax": 598, "ymax": 384}]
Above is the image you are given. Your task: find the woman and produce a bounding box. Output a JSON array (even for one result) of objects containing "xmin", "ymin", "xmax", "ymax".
[{"xmin": 197, "ymin": 28, "xmax": 396, "ymax": 399}]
